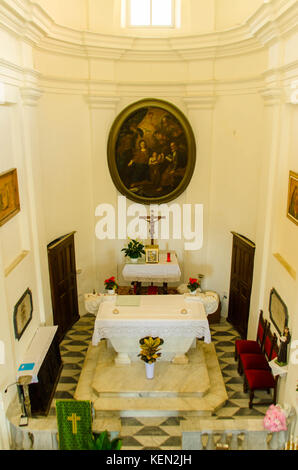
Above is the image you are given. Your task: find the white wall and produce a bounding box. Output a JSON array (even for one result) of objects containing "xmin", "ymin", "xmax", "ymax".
[
  {"xmin": 0, "ymin": 34, "xmax": 47, "ymax": 447},
  {"xmin": 215, "ymin": 0, "xmax": 264, "ymax": 30}
]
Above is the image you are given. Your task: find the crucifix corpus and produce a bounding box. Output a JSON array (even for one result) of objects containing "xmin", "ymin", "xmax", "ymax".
[{"xmin": 139, "ymin": 210, "xmax": 165, "ymax": 245}]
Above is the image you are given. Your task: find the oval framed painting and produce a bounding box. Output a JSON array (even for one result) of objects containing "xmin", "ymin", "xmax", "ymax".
[{"xmin": 107, "ymin": 98, "xmax": 196, "ymax": 205}]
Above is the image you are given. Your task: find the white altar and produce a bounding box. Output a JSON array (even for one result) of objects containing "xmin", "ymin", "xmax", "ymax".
[{"xmin": 92, "ymin": 295, "xmax": 211, "ymax": 365}]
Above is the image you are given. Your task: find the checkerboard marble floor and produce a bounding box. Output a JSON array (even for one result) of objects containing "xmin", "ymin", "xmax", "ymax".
[{"xmin": 49, "ymin": 312, "xmax": 271, "ymax": 450}]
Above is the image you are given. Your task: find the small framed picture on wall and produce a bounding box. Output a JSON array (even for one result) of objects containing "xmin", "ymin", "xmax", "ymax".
[
  {"xmin": 287, "ymin": 171, "xmax": 298, "ymax": 225},
  {"xmin": 13, "ymin": 289, "xmax": 33, "ymax": 340}
]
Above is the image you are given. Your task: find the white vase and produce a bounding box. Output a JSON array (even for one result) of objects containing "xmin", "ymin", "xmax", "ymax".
[
  {"xmin": 130, "ymin": 257, "xmax": 138, "ymax": 263},
  {"xmin": 145, "ymin": 362, "xmax": 155, "ymax": 379},
  {"xmin": 189, "ymin": 289, "xmax": 197, "ymax": 295},
  {"xmin": 107, "ymin": 289, "xmax": 115, "ymax": 295}
]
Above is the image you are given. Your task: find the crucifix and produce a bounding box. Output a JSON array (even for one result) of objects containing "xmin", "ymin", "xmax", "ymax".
[
  {"xmin": 139, "ymin": 210, "xmax": 165, "ymax": 245},
  {"xmin": 67, "ymin": 413, "xmax": 81, "ymax": 434}
]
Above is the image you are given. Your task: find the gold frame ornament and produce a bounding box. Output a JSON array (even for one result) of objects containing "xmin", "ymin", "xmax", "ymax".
[
  {"xmin": 287, "ymin": 171, "xmax": 298, "ymax": 225},
  {"xmin": 107, "ymin": 98, "xmax": 196, "ymax": 205},
  {"xmin": 145, "ymin": 245, "xmax": 159, "ymax": 264},
  {"xmin": 0, "ymin": 168, "xmax": 20, "ymax": 227}
]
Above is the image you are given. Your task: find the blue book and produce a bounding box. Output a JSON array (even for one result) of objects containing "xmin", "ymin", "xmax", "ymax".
[{"xmin": 18, "ymin": 362, "xmax": 35, "ymax": 372}]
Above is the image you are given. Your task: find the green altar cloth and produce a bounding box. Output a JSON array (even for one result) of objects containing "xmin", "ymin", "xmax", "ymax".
[{"xmin": 56, "ymin": 400, "xmax": 93, "ymax": 450}]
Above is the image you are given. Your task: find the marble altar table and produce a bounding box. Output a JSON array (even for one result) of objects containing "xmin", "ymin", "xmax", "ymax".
[
  {"xmin": 92, "ymin": 294, "xmax": 211, "ymax": 365},
  {"xmin": 121, "ymin": 251, "xmax": 181, "ymax": 294}
]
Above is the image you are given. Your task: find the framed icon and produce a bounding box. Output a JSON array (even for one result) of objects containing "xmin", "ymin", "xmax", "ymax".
[
  {"xmin": 13, "ymin": 289, "xmax": 33, "ymax": 340},
  {"xmin": 0, "ymin": 169, "xmax": 20, "ymax": 227},
  {"xmin": 287, "ymin": 171, "xmax": 298, "ymax": 225},
  {"xmin": 145, "ymin": 245, "xmax": 159, "ymax": 263}
]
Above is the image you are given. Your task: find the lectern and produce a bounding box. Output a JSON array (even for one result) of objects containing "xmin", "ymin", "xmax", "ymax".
[{"xmin": 17, "ymin": 326, "xmax": 62, "ymax": 416}]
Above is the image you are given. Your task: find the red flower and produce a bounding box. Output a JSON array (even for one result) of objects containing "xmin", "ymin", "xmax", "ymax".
[
  {"xmin": 104, "ymin": 276, "xmax": 118, "ymax": 289},
  {"xmin": 187, "ymin": 277, "xmax": 200, "ymax": 291}
]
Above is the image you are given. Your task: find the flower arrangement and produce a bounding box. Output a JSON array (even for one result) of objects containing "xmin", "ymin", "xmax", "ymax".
[
  {"xmin": 104, "ymin": 276, "xmax": 118, "ymax": 291},
  {"xmin": 263, "ymin": 404, "xmax": 287, "ymax": 432},
  {"xmin": 187, "ymin": 277, "xmax": 200, "ymax": 292},
  {"xmin": 121, "ymin": 239, "xmax": 145, "ymax": 259},
  {"xmin": 138, "ymin": 336, "xmax": 164, "ymax": 364}
]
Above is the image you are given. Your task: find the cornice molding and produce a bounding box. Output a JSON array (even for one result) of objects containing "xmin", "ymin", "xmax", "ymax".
[
  {"xmin": 1, "ymin": 53, "xmax": 297, "ymax": 104},
  {"xmin": 21, "ymin": 86, "xmax": 43, "ymax": 106},
  {"xmin": 183, "ymin": 96, "xmax": 217, "ymax": 110},
  {"xmin": 260, "ymin": 87, "xmax": 284, "ymax": 106},
  {"xmin": 84, "ymin": 95, "xmax": 120, "ymax": 110},
  {"xmin": 0, "ymin": 0, "xmax": 297, "ymax": 62}
]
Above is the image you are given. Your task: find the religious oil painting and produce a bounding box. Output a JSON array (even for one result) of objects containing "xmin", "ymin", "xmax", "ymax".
[
  {"xmin": 13, "ymin": 288, "xmax": 33, "ymax": 340},
  {"xmin": 287, "ymin": 171, "xmax": 298, "ymax": 225},
  {"xmin": 269, "ymin": 288, "xmax": 288, "ymax": 337},
  {"xmin": 0, "ymin": 168, "xmax": 20, "ymax": 227},
  {"xmin": 107, "ymin": 99, "xmax": 196, "ymax": 204}
]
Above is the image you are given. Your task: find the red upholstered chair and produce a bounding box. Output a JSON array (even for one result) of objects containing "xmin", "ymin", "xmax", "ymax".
[
  {"xmin": 234, "ymin": 310, "xmax": 267, "ymax": 361},
  {"xmin": 243, "ymin": 331, "xmax": 279, "ymax": 409},
  {"xmin": 238, "ymin": 327, "xmax": 278, "ymax": 375},
  {"xmin": 243, "ymin": 370, "xmax": 278, "ymax": 409}
]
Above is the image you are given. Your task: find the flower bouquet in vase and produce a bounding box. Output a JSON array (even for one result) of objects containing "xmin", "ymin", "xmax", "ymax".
[
  {"xmin": 138, "ymin": 336, "xmax": 164, "ymax": 379},
  {"xmin": 263, "ymin": 404, "xmax": 287, "ymax": 449},
  {"xmin": 104, "ymin": 276, "xmax": 118, "ymax": 295},
  {"xmin": 187, "ymin": 277, "xmax": 200, "ymax": 295}
]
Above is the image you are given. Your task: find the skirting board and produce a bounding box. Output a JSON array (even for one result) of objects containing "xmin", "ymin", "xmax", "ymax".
[{"xmin": 273, "ymin": 253, "xmax": 296, "ymax": 280}]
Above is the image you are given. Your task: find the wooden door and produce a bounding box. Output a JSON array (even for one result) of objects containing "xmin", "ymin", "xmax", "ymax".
[
  {"xmin": 47, "ymin": 232, "xmax": 80, "ymax": 343},
  {"xmin": 227, "ymin": 232, "xmax": 256, "ymax": 339}
]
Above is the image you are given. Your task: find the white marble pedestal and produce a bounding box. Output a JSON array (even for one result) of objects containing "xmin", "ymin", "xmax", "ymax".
[{"xmin": 74, "ymin": 340, "xmax": 228, "ymax": 418}]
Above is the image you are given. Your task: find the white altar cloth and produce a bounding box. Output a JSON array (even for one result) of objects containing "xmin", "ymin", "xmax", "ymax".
[
  {"xmin": 92, "ymin": 295, "xmax": 211, "ymax": 364},
  {"xmin": 122, "ymin": 251, "xmax": 181, "ymax": 283}
]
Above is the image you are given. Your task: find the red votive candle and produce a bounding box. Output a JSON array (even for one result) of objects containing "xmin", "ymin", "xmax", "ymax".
[{"xmin": 167, "ymin": 252, "xmax": 171, "ymax": 262}]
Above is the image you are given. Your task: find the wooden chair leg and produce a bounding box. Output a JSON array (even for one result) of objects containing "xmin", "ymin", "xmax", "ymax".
[
  {"xmin": 243, "ymin": 376, "xmax": 248, "ymax": 393},
  {"xmin": 249, "ymin": 391, "xmax": 254, "ymax": 409},
  {"xmin": 237, "ymin": 360, "xmax": 243, "ymax": 376}
]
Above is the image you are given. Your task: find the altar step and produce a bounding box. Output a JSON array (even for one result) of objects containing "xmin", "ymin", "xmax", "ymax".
[
  {"xmin": 74, "ymin": 340, "xmax": 228, "ymax": 418},
  {"xmin": 91, "ymin": 341, "xmax": 210, "ymax": 400},
  {"xmin": 93, "ymin": 397, "xmax": 214, "ymax": 418}
]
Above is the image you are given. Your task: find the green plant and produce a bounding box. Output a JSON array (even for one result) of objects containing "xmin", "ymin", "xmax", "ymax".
[
  {"xmin": 138, "ymin": 336, "xmax": 164, "ymax": 364},
  {"xmin": 121, "ymin": 239, "xmax": 145, "ymax": 259},
  {"xmin": 87, "ymin": 431, "xmax": 122, "ymax": 450}
]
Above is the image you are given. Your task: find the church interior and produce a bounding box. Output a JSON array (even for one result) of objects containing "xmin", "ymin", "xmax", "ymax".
[{"xmin": 0, "ymin": 0, "xmax": 297, "ymax": 451}]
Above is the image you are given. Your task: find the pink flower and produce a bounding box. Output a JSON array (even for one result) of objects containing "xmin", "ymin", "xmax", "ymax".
[{"xmin": 263, "ymin": 405, "xmax": 287, "ymax": 432}]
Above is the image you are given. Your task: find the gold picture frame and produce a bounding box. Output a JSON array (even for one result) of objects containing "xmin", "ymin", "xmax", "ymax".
[
  {"xmin": 287, "ymin": 171, "xmax": 298, "ymax": 225},
  {"xmin": 145, "ymin": 245, "xmax": 159, "ymax": 263},
  {"xmin": 0, "ymin": 169, "xmax": 20, "ymax": 227},
  {"xmin": 107, "ymin": 98, "xmax": 196, "ymax": 205}
]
